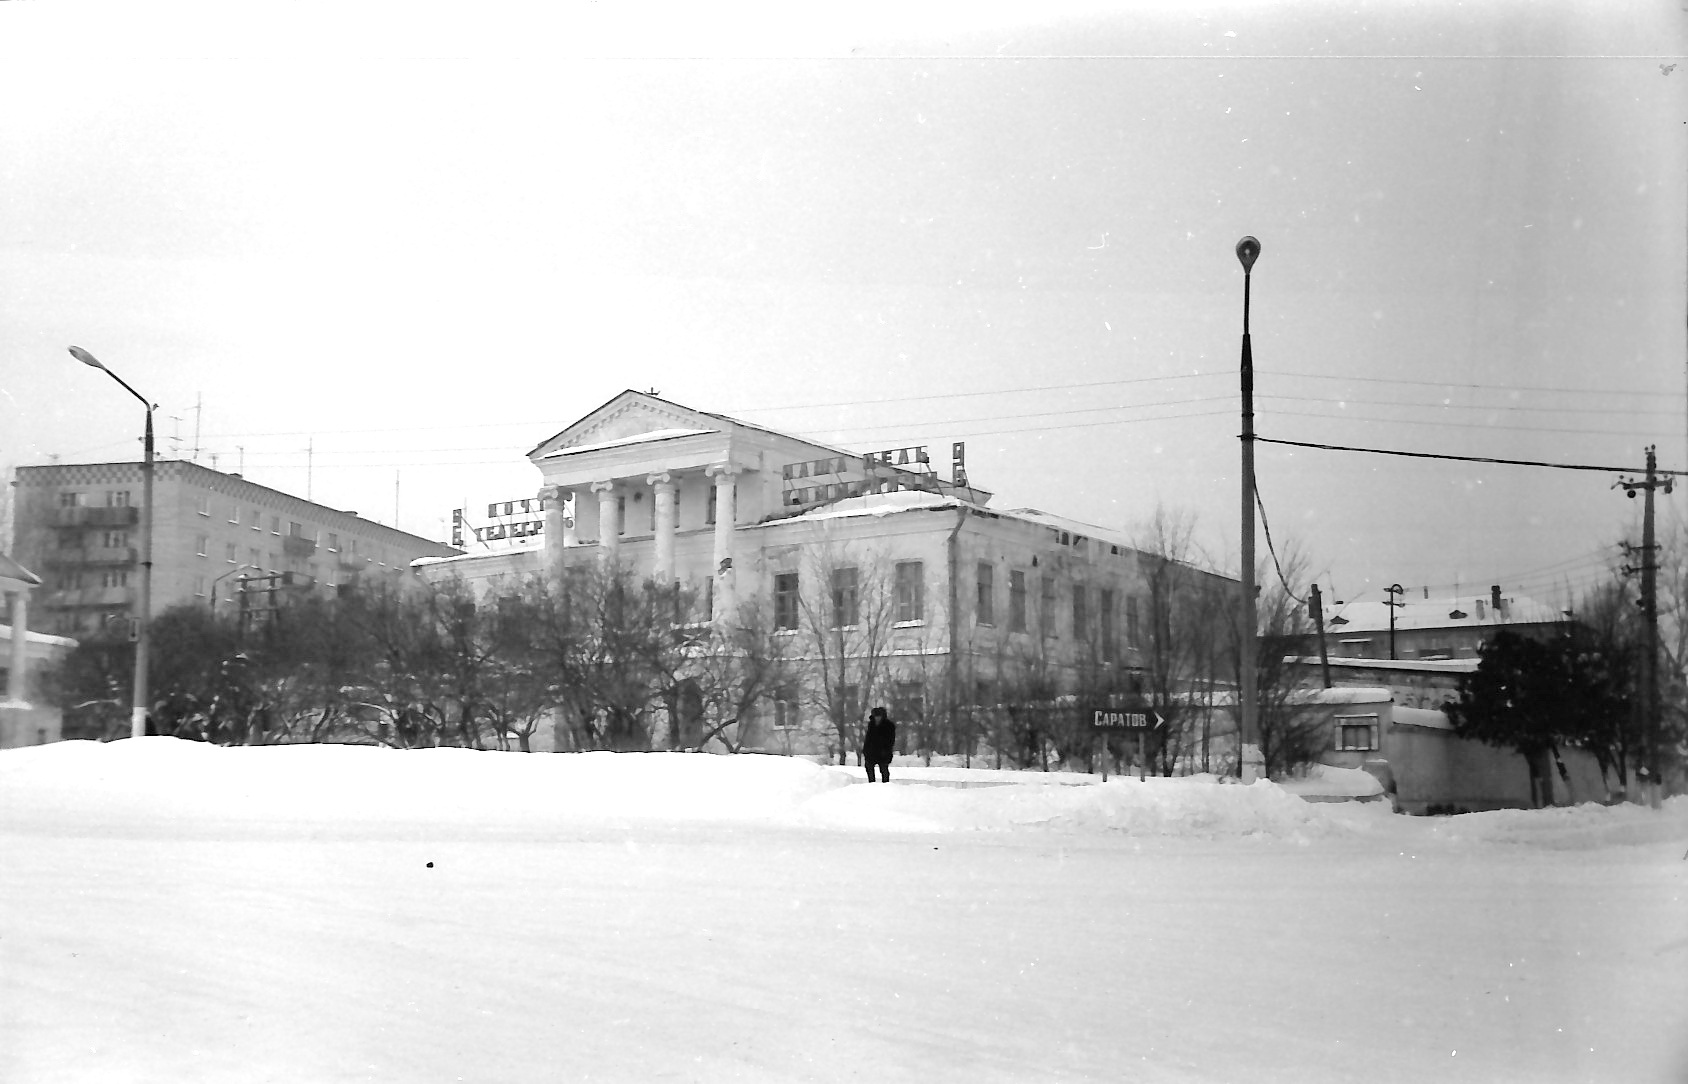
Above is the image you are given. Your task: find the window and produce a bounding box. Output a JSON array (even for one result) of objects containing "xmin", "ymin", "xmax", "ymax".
[
  {"xmin": 976, "ymin": 562, "xmax": 995, "ymax": 626},
  {"xmin": 706, "ymin": 486, "xmax": 717, "ymax": 524},
  {"xmin": 1335, "ymin": 714, "xmax": 1380, "ymax": 752},
  {"xmin": 327, "ymin": 533, "xmax": 340, "ymax": 553},
  {"xmin": 1041, "ymin": 575, "xmax": 1057, "ymax": 638},
  {"xmin": 1008, "ymin": 570, "xmax": 1027, "ymax": 632},
  {"xmin": 1073, "ymin": 584, "xmax": 1088, "ymax": 640},
  {"xmin": 228, "ymin": 505, "xmax": 240, "ymax": 524},
  {"xmin": 1126, "ymin": 595, "xmax": 1142, "ymax": 648},
  {"xmin": 895, "ymin": 561, "xmax": 924, "ymax": 624},
  {"xmin": 101, "ymin": 569, "xmax": 128, "ymax": 588},
  {"xmin": 249, "ymin": 548, "xmax": 261, "ymax": 568},
  {"xmin": 195, "ymin": 495, "xmax": 210, "ymax": 516},
  {"xmin": 193, "ymin": 576, "xmax": 207, "ymax": 598},
  {"xmin": 102, "ymin": 530, "xmax": 129, "ymax": 549},
  {"xmin": 841, "ymin": 684, "xmax": 861, "ymax": 727},
  {"xmin": 106, "ymin": 490, "xmax": 131, "ymax": 508},
  {"xmin": 773, "ymin": 686, "xmax": 800, "ymax": 729},
  {"xmin": 892, "ymin": 681, "xmax": 925, "ymax": 724},
  {"xmin": 774, "ymin": 572, "xmax": 800, "ymax": 631},
  {"xmin": 195, "ymin": 534, "xmax": 209, "ymax": 557},
  {"xmin": 270, "ymin": 516, "xmax": 281, "ymax": 535},
  {"xmin": 248, "ymin": 509, "xmax": 261, "ymax": 531},
  {"xmin": 1100, "ymin": 588, "xmax": 1116, "ymax": 661},
  {"xmin": 831, "ymin": 567, "xmax": 859, "ymax": 628},
  {"xmin": 289, "ymin": 521, "xmax": 304, "ymax": 538},
  {"xmin": 58, "ymin": 491, "xmax": 86, "ymax": 508},
  {"xmin": 225, "ymin": 542, "xmax": 238, "ymax": 564}
]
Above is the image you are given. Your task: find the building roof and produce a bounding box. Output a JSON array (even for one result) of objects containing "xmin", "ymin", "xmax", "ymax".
[
  {"xmin": 1288, "ymin": 655, "xmax": 1479, "ymax": 674},
  {"xmin": 1323, "ymin": 592, "xmax": 1567, "ymax": 634},
  {"xmin": 0, "ymin": 552, "xmax": 42, "ymax": 587}
]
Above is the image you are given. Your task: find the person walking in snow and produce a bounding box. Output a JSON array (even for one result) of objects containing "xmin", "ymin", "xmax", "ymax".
[{"xmin": 862, "ymin": 706, "xmax": 896, "ymax": 783}]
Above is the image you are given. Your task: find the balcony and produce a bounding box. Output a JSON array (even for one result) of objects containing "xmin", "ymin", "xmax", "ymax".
[
  {"xmin": 42, "ymin": 546, "xmax": 138, "ymax": 568},
  {"xmin": 45, "ymin": 585, "xmax": 136, "ymax": 609},
  {"xmin": 53, "ymin": 506, "xmax": 140, "ymax": 528},
  {"xmin": 282, "ymin": 535, "xmax": 318, "ymax": 559}
]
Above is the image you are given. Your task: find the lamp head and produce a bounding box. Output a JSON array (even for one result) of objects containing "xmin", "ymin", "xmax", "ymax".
[
  {"xmin": 68, "ymin": 345, "xmax": 106, "ymax": 371},
  {"xmin": 1235, "ymin": 236, "xmax": 1261, "ymax": 272}
]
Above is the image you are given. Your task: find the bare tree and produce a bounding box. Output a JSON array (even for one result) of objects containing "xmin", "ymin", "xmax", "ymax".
[
  {"xmin": 794, "ymin": 541, "xmax": 901, "ymax": 764},
  {"xmin": 687, "ymin": 596, "xmax": 791, "ymax": 752}
]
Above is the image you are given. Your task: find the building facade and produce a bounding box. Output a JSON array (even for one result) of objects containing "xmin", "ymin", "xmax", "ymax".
[
  {"xmin": 12, "ymin": 461, "xmax": 460, "ymax": 636},
  {"xmin": 419, "ymin": 391, "xmax": 1238, "ymax": 756}
]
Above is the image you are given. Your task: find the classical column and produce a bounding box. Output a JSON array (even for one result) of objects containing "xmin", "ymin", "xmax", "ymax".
[
  {"xmin": 705, "ymin": 464, "xmax": 740, "ymax": 621},
  {"xmin": 648, "ymin": 473, "xmax": 677, "ymax": 583},
  {"xmin": 7, "ymin": 589, "xmax": 28, "ymax": 704},
  {"xmin": 592, "ymin": 480, "xmax": 620, "ymax": 562},
  {"xmin": 539, "ymin": 485, "xmax": 567, "ymax": 583}
]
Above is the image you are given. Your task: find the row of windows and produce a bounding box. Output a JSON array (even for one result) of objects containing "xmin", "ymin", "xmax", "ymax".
[
  {"xmin": 771, "ymin": 561, "xmax": 927, "ymax": 632},
  {"xmin": 50, "ymin": 569, "xmax": 130, "ymax": 590},
  {"xmin": 58, "ymin": 490, "xmax": 130, "ymax": 508},
  {"xmin": 769, "ymin": 680, "xmax": 927, "ymax": 731},
  {"xmin": 977, "ymin": 563, "xmax": 1142, "ymax": 658}
]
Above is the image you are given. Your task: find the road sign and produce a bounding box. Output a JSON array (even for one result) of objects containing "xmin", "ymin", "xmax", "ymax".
[{"xmin": 1090, "ymin": 707, "xmax": 1163, "ymax": 730}]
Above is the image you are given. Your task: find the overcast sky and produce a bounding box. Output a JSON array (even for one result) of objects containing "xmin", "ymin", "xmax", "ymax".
[{"xmin": 2, "ymin": 0, "xmax": 1684, "ymax": 613}]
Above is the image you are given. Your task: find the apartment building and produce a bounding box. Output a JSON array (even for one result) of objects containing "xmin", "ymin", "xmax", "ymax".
[{"xmin": 12, "ymin": 461, "xmax": 460, "ymax": 636}]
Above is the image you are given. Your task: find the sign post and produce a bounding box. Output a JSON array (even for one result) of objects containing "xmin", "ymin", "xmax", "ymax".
[{"xmin": 1089, "ymin": 706, "xmax": 1164, "ymax": 782}]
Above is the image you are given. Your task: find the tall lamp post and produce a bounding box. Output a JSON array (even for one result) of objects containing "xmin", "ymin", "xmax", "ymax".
[
  {"xmin": 1235, "ymin": 236, "xmax": 1261, "ymax": 780},
  {"xmin": 69, "ymin": 346, "xmax": 154, "ymax": 740}
]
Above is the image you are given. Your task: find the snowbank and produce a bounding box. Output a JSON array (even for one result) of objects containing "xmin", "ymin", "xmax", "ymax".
[{"xmin": 5, "ymin": 739, "xmax": 1679, "ymax": 850}]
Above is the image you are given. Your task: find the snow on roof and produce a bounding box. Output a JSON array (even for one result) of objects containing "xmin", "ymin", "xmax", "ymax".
[
  {"xmin": 1288, "ymin": 655, "xmax": 1479, "ymax": 674},
  {"xmin": 538, "ymin": 428, "xmax": 715, "ymax": 459},
  {"xmin": 1302, "ymin": 686, "xmax": 1394, "ymax": 705},
  {"xmin": 756, "ymin": 490, "xmax": 966, "ymax": 525},
  {"xmin": 0, "ymin": 624, "xmax": 79, "ymax": 649},
  {"xmin": 1325, "ymin": 593, "xmax": 1567, "ymax": 634},
  {"xmin": 1394, "ymin": 706, "xmax": 1455, "ymax": 730},
  {"xmin": 997, "ymin": 506, "xmax": 1135, "ymax": 552}
]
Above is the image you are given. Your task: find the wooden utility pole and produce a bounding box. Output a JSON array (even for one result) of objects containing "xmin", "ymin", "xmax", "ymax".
[
  {"xmin": 1617, "ymin": 445, "xmax": 1672, "ymax": 808},
  {"xmin": 1310, "ymin": 583, "xmax": 1333, "ymax": 689}
]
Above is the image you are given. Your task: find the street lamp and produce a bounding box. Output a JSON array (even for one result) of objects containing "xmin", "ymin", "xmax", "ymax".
[
  {"xmin": 210, "ymin": 565, "xmax": 264, "ymax": 612},
  {"xmin": 1235, "ymin": 236, "xmax": 1261, "ymax": 780},
  {"xmin": 1384, "ymin": 583, "xmax": 1406, "ymax": 660},
  {"xmin": 69, "ymin": 346, "xmax": 154, "ymax": 740}
]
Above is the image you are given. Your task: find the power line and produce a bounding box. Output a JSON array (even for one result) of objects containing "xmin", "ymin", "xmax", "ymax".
[
  {"xmin": 1260, "ymin": 368, "xmax": 1687, "ymax": 401},
  {"xmin": 1258, "ymin": 435, "xmax": 1685, "ymax": 476}
]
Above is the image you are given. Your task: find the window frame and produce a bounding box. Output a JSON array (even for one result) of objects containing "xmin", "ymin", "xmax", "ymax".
[
  {"xmin": 975, "ymin": 561, "xmax": 995, "ymax": 627},
  {"xmin": 774, "ymin": 571, "xmax": 800, "ymax": 632},
  {"xmin": 830, "ymin": 566, "xmax": 860, "ymax": 628},
  {"xmin": 894, "ymin": 560, "xmax": 925, "ymax": 625},
  {"xmin": 1334, "ymin": 713, "xmax": 1381, "ymax": 752}
]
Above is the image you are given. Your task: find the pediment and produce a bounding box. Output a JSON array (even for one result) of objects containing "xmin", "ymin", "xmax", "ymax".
[{"xmin": 527, "ymin": 391, "xmax": 726, "ymax": 461}]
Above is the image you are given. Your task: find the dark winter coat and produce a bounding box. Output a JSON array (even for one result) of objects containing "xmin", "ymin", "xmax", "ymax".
[{"xmin": 862, "ymin": 713, "xmax": 896, "ymax": 764}]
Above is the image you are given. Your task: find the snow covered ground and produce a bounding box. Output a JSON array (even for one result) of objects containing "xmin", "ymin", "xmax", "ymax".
[{"xmin": 2, "ymin": 740, "xmax": 1684, "ymax": 1083}]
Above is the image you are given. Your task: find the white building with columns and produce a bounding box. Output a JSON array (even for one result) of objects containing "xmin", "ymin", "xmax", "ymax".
[{"xmin": 417, "ymin": 390, "xmax": 1235, "ymax": 756}]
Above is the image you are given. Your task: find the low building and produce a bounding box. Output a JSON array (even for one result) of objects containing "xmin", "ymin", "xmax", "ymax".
[
  {"xmin": 1301, "ymin": 590, "xmax": 1568, "ymax": 662},
  {"xmin": 418, "ymin": 390, "xmax": 1239, "ymax": 756},
  {"xmin": 1306, "ymin": 687, "xmax": 1610, "ymax": 813},
  {"xmin": 12, "ymin": 461, "xmax": 460, "ymax": 637},
  {"xmin": 1287, "ymin": 655, "xmax": 1477, "ymax": 710}
]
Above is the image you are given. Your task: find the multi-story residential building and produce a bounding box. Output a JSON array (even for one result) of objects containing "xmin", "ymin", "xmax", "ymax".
[
  {"xmin": 12, "ymin": 461, "xmax": 460, "ymax": 636},
  {"xmin": 418, "ymin": 390, "xmax": 1238, "ymax": 756}
]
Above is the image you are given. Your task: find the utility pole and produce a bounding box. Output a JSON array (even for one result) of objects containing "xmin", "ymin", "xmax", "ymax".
[
  {"xmin": 1309, "ymin": 584, "xmax": 1333, "ymax": 688},
  {"xmin": 1384, "ymin": 583, "xmax": 1405, "ymax": 661},
  {"xmin": 1616, "ymin": 445, "xmax": 1672, "ymax": 808}
]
